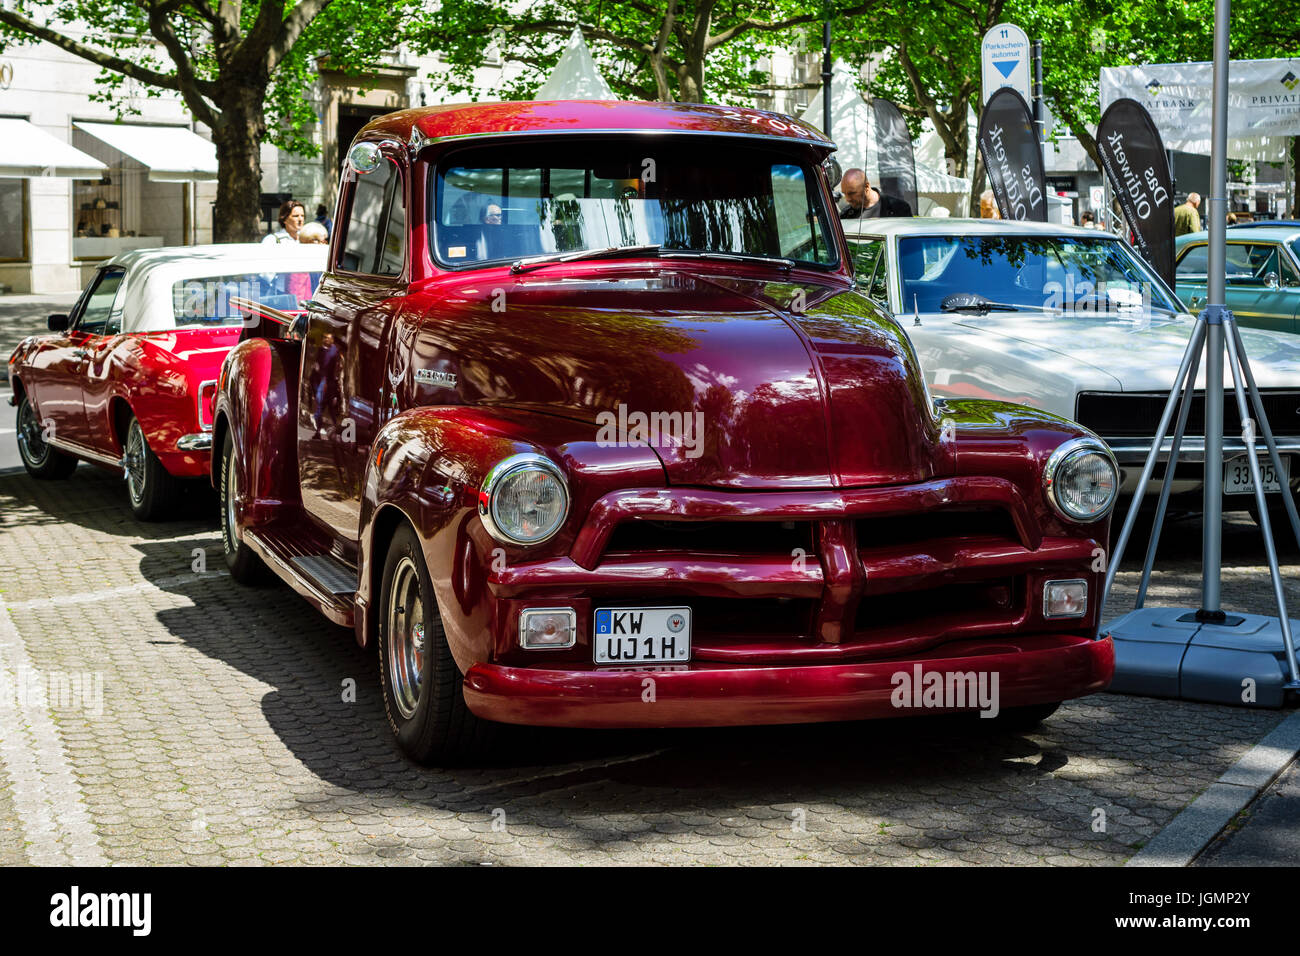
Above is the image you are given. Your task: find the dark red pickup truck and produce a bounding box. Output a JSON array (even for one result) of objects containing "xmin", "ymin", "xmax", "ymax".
[{"xmin": 213, "ymin": 100, "xmax": 1116, "ymax": 763}]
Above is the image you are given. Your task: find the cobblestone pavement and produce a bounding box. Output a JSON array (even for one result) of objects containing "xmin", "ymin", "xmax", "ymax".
[{"xmin": 0, "ymin": 467, "xmax": 1293, "ymax": 866}]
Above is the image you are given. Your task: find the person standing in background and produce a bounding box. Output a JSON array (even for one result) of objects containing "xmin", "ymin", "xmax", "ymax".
[
  {"xmin": 263, "ymin": 200, "xmax": 305, "ymax": 244},
  {"xmin": 1174, "ymin": 192, "xmax": 1201, "ymax": 236},
  {"xmin": 980, "ymin": 189, "xmax": 1001, "ymax": 219},
  {"xmin": 314, "ymin": 204, "xmax": 333, "ymax": 238},
  {"xmin": 839, "ymin": 168, "xmax": 911, "ymax": 218}
]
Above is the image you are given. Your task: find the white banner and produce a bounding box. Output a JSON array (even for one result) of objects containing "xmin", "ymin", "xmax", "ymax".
[{"xmin": 1100, "ymin": 58, "xmax": 1300, "ymax": 160}]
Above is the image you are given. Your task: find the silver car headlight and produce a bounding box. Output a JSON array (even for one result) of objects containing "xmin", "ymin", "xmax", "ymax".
[
  {"xmin": 478, "ymin": 453, "xmax": 570, "ymax": 545},
  {"xmin": 1043, "ymin": 437, "xmax": 1119, "ymax": 523}
]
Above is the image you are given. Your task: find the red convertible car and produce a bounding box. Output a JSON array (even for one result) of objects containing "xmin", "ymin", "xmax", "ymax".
[
  {"xmin": 214, "ymin": 101, "xmax": 1117, "ymax": 763},
  {"xmin": 7, "ymin": 243, "xmax": 325, "ymax": 518}
]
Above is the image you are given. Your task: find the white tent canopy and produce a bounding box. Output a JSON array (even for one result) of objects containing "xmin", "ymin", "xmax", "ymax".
[
  {"xmin": 799, "ymin": 61, "xmax": 872, "ymax": 171},
  {"xmin": 0, "ymin": 119, "xmax": 106, "ymax": 179},
  {"xmin": 74, "ymin": 121, "xmax": 218, "ymax": 182},
  {"xmin": 1101, "ymin": 58, "xmax": 1300, "ymax": 162},
  {"xmin": 534, "ymin": 26, "xmax": 616, "ymax": 101},
  {"xmin": 800, "ymin": 62, "xmax": 970, "ymax": 213}
]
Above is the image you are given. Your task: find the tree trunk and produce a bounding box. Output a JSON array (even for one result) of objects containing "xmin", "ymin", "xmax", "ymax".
[
  {"xmin": 1292, "ymin": 136, "xmax": 1299, "ymax": 218},
  {"xmin": 968, "ymin": 150, "xmax": 986, "ymax": 217},
  {"xmin": 211, "ymin": 84, "xmax": 269, "ymax": 243}
]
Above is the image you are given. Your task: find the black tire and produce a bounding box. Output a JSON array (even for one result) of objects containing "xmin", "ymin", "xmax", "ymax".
[
  {"xmin": 14, "ymin": 395, "xmax": 77, "ymax": 479},
  {"xmin": 377, "ymin": 522, "xmax": 495, "ymax": 764},
  {"xmin": 218, "ymin": 429, "xmax": 269, "ymax": 584},
  {"xmin": 122, "ymin": 414, "xmax": 180, "ymax": 520},
  {"xmin": 989, "ymin": 702, "xmax": 1060, "ymax": 731}
]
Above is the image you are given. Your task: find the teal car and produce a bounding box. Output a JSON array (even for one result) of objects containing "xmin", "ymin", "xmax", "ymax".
[{"xmin": 1174, "ymin": 226, "xmax": 1300, "ymax": 333}]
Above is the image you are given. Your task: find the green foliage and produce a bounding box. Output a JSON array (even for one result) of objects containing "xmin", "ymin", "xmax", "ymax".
[
  {"xmin": 0, "ymin": 0, "xmax": 415, "ymax": 157},
  {"xmin": 413, "ymin": 1, "xmax": 856, "ymax": 104}
]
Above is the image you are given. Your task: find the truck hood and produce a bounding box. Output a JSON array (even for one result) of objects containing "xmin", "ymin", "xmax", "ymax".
[
  {"xmin": 950, "ymin": 310, "xmax": 1300, "ymax": 392},
  {"xmin": 405, "ymin": 267, "xmax": 945, "ymax": 489}
]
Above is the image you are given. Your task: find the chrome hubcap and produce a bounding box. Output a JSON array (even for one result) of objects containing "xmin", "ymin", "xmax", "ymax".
[
  {"xmin": 386, "ymin": 556, "xmax": 425, "ymax": 720},
  {"xmin": 223, "ymin": 449, "xmax": 240, "ymax": 548},
  {"xmin": 16, "ymin": 401, "xmax": 49, "ymax": 466},
  {"xmin": 123, "ymin": 422, "xmax": 147, "ymax": 504}
]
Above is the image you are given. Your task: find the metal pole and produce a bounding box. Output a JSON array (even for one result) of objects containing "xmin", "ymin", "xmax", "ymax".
[
  {"xmin": 1032, "ymin": 39, "xmax": 1044, "ymax": 143},
  {"xmin": 822, "ymin": 21, "xmax": 833, "ymax": 140},
  {"xmin": 1197, "ymin": 0, "xmax": 1231, "ymax": 621}
]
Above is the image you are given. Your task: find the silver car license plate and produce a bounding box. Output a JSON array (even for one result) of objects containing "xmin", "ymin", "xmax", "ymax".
[{"xmin": 1224, "ymin": 455, "xmax": 1289, "ymax": 495}]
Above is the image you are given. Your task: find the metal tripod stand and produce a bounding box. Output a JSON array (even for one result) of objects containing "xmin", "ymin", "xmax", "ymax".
[{"xmin": 1102, "ymin": 302, "xmax": 1300, "ymax": 695}]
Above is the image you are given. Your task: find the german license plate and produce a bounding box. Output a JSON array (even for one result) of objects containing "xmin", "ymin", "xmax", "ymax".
[
  {"xmin": 593, "ymin": 607, "xmax": 691, "ymax": 664},
  {"xmin": 1224, "ymin": 455, "xmax": 1289, "ymax": 495}
]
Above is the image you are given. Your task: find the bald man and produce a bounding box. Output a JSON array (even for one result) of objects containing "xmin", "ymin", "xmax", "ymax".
[{"xmin": 839, "ymin": 167, "xmax": 912, "ymax": 219}]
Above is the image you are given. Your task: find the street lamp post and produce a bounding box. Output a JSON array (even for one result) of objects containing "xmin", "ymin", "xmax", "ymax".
[{"xmin": 822, "ymin": 21, "xmax": 832, "ymax": 141}]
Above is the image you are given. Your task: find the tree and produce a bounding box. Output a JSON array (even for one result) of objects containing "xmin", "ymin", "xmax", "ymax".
[
  {"xmin": 837, "ymin": 0, "xmax": 1006, "ymax": 215},
  {"xmin": 415, "ymin": 1, "xmax": 882, "ymax": 105},
  {"xmin": 844, "ymin": 0, "xmax": 1300, "ymax": 214},
  {"xmin": 0, "ymin": 0, "xmax": 413, "ymax": 241}
]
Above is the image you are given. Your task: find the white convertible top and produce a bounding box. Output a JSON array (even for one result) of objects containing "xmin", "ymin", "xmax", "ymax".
[{"xmin": 105, "ymin": 243, "xmax": 329, "ymax": 333}]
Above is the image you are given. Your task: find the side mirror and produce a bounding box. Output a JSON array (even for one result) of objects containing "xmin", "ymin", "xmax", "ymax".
[
  {"xmin": 47, "ymin": 313, "xmax": 69, "ymax": 332},
  {"xmin": 1264, "ymin": 271, "xmax": 1280, "ymax": 289},
  {"xmin": 823, "ymin": 156, "xmax": 843, "ymax": 189}
]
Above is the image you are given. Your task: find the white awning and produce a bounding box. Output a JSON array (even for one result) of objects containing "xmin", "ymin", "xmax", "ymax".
[
  {"xmin": 74, "ymin": 121, "xmax": 218, "ymax": 182},
  {"xmin": 0, "ymin": 118, "xmax": 106, "ymax": 179}
]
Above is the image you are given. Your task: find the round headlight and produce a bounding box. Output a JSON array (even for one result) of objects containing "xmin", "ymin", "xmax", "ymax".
[
  {"xmin": 1044, "ymin": 437, "xmax": 1119, "ymax": 523},
  {"xmin": 478, "ymin": 453, "xmax": 570, "ymax": 545}
]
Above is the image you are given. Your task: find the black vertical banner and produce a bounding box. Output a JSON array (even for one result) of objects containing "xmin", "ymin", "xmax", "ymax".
[
  {"xmin": 1096, "ymin": 97, "xmax": 1175, "ymax": 287},
  {"xmin": 977, "ymin": 88, "xmax": 1047, "ymax": 222},
  {"xmin": 871, "ymin": 98, "xmax": 918, "ymax": 214}
]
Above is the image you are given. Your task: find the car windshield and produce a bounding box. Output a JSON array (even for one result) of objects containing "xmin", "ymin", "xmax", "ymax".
[
  {"xmin": 171, "ymin": 269, "xmax": 322, "ymax": 327},
  {"xmin": 897, "ymin": 235, "xmax": 1183, "ymax": 315},
  {"xmin": 431, "ymin": 140, "xmax": 838, "ymax": 269}
]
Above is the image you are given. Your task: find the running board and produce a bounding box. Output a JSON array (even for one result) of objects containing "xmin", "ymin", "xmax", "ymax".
[{"xmin": 243, "ymin": 529, "xmax": 357, "ymax": 627}]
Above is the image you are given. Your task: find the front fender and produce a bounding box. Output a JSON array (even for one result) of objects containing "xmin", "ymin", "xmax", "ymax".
[
  {"xmin": 356, "ymin": 405, "xmax": 664, "ymax": 668},
  {"xmin": 940, "ymin": 398, "xmax": 1111, "ymax": 545},
  {"xmin": 213, "ymin": 337, "xmax": 302, "ymax": 523}
]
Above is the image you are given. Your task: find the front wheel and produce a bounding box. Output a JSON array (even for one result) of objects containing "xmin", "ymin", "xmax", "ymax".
[
  {"xmin": 218, "ymin": 429, "xmax": 268, "ymax": 584},
  {"xmin": 15, "ymin": 396, "xmax": 76, "ymax": 479},
  {"xmin": 122, "ymin": 415, "xmax": 179, "ymax": 520},
  {"xmin": 378, "ymin": 523, "xmax": 494, "ymax": 764}
]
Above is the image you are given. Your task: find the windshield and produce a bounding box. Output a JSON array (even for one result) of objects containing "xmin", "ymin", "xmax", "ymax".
[
  {"xmin": 171, "ymin": 269, "xmax": 321, "ymax": 327},
  {"xmin": 431, "ymin": 141, "xmax": 838, "ymax": 269},
  {"xmin": 897, "ymin": 235, "xmax": 1183, "ymax": 315}
]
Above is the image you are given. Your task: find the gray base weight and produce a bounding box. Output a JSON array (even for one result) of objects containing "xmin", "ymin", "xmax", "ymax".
[{"xmin": 1105, "ymin": 608, "xmax": 1297, "ymax": 707}]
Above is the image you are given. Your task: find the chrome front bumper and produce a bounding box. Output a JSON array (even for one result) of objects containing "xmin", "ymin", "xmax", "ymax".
[{"xmin": 1105, "ymin": 436, "xmax": 1300, "ymax": 497}]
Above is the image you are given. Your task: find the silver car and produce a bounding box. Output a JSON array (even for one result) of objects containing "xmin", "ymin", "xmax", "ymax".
[{"xmin": 842, "ymin": 217, "xmax": 1300, "ymax": 514}]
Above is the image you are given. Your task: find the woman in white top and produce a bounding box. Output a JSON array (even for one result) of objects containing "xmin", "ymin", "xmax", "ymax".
[{"xmin": 263, "ymin": 200, "xmax": 306, "ymax": 244}]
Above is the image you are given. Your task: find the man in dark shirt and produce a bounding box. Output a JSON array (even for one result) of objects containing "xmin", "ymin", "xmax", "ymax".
[{"xmin": 839, "ymin": 168, "xmax": 912, "ymax": 218}]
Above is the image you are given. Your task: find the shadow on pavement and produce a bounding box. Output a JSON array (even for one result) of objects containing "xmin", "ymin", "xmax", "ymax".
[{"xmin": 0, "ymin": 465, "xmax": 216, "ymax": 537}]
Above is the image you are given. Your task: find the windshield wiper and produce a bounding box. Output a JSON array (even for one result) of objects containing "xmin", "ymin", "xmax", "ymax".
[
  {"xmin": 939, "ymin": 293, "xmax": 1025, "ymax": 314},
  {"xmin": 659, "ymin": 249, "xmax": 795, "ymax": 270},
  {"xmin": 510, "ymin": 244, "xmax": 660, "ymax": 275}
]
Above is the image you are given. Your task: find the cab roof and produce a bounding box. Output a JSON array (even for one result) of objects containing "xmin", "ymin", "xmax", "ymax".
[{"xmin": 360, "ymin": 101, "xmax": 833, "ymax": 152}]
